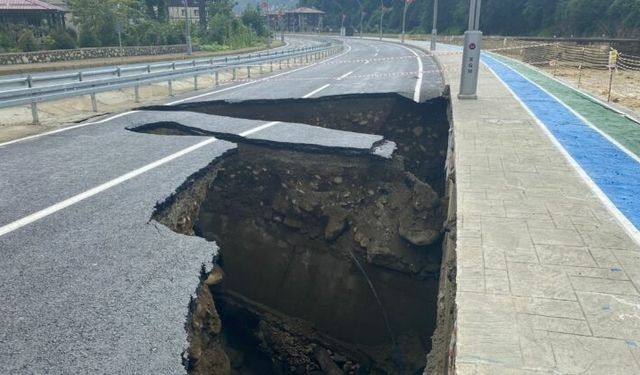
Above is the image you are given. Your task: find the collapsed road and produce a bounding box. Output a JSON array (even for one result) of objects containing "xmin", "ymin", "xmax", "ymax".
[{"xmin": 0, "ymin": 38, "xmax": 451, "ymax": 374}]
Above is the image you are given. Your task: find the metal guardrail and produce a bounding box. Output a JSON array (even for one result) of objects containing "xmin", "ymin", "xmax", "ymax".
[{"xmin": 0, "ymin": 42, "xmax": 342, "ymax": 124}]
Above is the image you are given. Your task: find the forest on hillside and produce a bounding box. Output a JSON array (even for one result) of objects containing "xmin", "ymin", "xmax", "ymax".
[{"xmin": 299, "ymin": 0, "xmax": 640, "ymax": 38}]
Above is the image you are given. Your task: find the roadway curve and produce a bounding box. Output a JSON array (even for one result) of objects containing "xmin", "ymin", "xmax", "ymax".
[{"xmin": 0, "ymin": 37, "xmax": 444, "ymax": 374}]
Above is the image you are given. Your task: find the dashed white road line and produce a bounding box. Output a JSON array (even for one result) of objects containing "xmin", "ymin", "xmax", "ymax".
[
  {"xmin": 0, "ymin": 44, "xmax": 354, "ymax": 149},
  {"xmin": 302, "ymin": 84, "xmax": 331, "ymax": 98},
  {"xmin": 336, "ymin": 71, "xmax": 353, "ymax": 81},
  {"xmin": 0, "ymin": 121, "xmax": 281, "ymax": 238}
]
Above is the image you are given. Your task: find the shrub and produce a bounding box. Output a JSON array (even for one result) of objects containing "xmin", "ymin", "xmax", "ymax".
[{"xmin": 17, "ymin": 30, "xmax": 37, "ymax": 52}]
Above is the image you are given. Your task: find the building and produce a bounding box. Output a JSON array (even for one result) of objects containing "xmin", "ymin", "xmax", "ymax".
[
  {"xmin": 268, "ymin": 7, "xmax": 324, "ymax": 33},
  {"xmin": 168, "ymin": 0, "xmax": 204, "ymax": 24},
  {"xmin": 0, "ymin": 0, "xmax": 66, "ymax": 28}
]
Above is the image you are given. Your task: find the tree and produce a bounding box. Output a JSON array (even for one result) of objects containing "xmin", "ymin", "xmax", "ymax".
[
  {"xmin": 17, "ymin": 30, "xmax": 37, "ymax": 52},
  {"xmin": 241, "ymin": 4, "xmax": 266, "ymax": 36}
]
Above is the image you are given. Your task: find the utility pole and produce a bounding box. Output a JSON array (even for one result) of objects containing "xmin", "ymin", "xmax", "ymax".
[
  {"xmin": 354, "ymin": 0, "xmax": 364, "ymax": 38},
  {"xmin": 401, "ymin": 0, "xmax": 414, "ymax": 43},
  {"xmin": 379, "ymin": 0, "xmax": 383, "ymax": 40},
  {"xmin": 458, "ymin": 0, "xmax": 482, "ymax": 99},
  {"xmin": 431, "ymin": 0, "xmax": 438, "ymax": 51},
  {"xmin": 184, "ymin": 0, "xmax": 192, "ymax": 55},
  {"xmin": 263, "ymin": 0, "xmax": 271, "ymax": 48}
]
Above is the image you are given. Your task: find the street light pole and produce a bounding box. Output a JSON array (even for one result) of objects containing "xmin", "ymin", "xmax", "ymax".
[
  {"xmin": 430, "ymin": 0, "xmax": 438, "ymax": 51},
  {"xmin": 401, "ymin": 0, "xmax": 408, "ymax": 43},
  {"xmin": 184, "ymin": 0, "xmax": 192, "ymax": 55},
  {"xmin": 265, "ymin": 0, "xmax": 271, "ymax": 48},
  {"xmin": 379, "ymin": 0, "xmax": 383, "ymax": 40},
  {"xmin": 354, "ymin": 0, "xmax": 363, "ymax": 38},
  {"xmin": 458, "ymin": 0, "xmax": 482, "ymax": 99}
]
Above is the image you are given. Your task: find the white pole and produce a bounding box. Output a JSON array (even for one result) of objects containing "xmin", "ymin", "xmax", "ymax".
[
  {"xmin": 430, "ymin": 0, "xmax": 438, "ymax": 51},
  {"xmin": 184, "ymin": 0, "xmax": 192, "ymax": 55},
  {"xmin": 458, "ymin": 0, "xmax": 482, "ymax": 99},
  {"xmin": 266, "ymin": 0, "xmax": 271, "ymax": 48},
  {"xmin": 401, "ymin": 0, "xmax": 407, "ymax": 43},
  {"xmin": 379, "ymin": 0, "xmax": 383, "ymax": 40}
]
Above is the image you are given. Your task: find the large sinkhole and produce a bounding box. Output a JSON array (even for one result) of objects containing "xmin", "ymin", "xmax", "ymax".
[{"xmin": 143, "ymin": 93, "xmax": 455, "ymax": 375}]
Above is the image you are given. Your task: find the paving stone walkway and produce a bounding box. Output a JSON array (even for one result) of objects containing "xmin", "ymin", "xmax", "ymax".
[{"xmin": 407, "ymin": 40, "xmax": 640, "ymax": 374}]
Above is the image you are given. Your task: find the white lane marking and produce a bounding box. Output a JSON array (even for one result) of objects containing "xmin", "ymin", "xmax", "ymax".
[
  {"xmin": 336, "ymin": 71, "xmax": 353, "ymax": 81},
  {"xmin": 0, "ymin": 111, "xmax": 138, "ymax": 148},
  {"xmin": 168, "ymin": 44, "xmax": 353, "ymax": 105},
  {"xmin": 364, "ymin": 60, "xmax": 370, "ymax": 65},
  {"xmin": 0, "ymin": 42, "xmax": 359, "ymax": 234},
  {"xmin": 1, "ymin": 44, "xmax": 354, "ymax": 148},
  {"xmin": 302, "ymin": 84, "xmax": 331, "ymax": 98},
  {"xmin": 399, "ymin": 45, "xmax": 424, "ymax": 102},
  {"xmin": 485, "ymin": 63, "xmax": 640, "ymax": 246},
  {"xmin": 0, "ymin": 121, "xmax": 280, "ymax": 238}
]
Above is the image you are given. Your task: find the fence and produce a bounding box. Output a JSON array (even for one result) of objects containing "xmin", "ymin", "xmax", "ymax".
[
  {"xmin": 0, "ymin": 42, "xmax": 341, "ymax": 125},
  {"xmin": 433, "ymin": 35, "xmax": 640, "ymax": 113}
]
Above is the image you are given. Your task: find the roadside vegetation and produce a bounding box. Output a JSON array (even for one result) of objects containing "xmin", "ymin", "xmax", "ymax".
[
  {"xmin": 0, "ymin": 0, "xmax": 268, "ymax": 53},
  {"xmin": 301, "ymin": 0, "xmax": 640, "ymax": 37}
]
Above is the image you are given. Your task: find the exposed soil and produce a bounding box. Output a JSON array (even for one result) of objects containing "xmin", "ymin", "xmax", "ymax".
[
  {"xmin": 141, "ymin": 93, "xmax": 450, "ymax": 195},
  {"xmin": 143, "ymin": 93, "xmax": 456, "ymax": 375}
]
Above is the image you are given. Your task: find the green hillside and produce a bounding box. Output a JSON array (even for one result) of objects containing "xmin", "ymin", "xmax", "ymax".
[{"xmin": 299, "ymin": 0, "xmax": 640, "ymax": 38}]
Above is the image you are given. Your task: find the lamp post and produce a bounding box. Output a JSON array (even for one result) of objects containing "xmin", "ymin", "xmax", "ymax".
[
  {"xmin": 379, "ymin": 0, "xmax": 384, "ymax": 40},
  {"xmin": 458, "ymin": 0, "xmax": 482, "ymax": 99},
  {"xmin": 354, "ymin": 0, "xmax": 364, "ymax": 38},
  {"xmin": 261, "ymin": 0, "xmax": 271, "ymax": 48},
  {"xmin": 183, "ymin": 0, "xmax": 192, "ymax": 55},
  {"xmin": 401, "ymin": 0, "xmax": 414, "ymax": 43},
  {"xmin": 431, "ymin": 0, "xmax": 438, "ymax": 50}
]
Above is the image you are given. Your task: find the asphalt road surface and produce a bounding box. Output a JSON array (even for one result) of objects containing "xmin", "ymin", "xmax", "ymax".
[{"xmin": 0, "ymin": 37, "xmax": 444, "ymax": 374}]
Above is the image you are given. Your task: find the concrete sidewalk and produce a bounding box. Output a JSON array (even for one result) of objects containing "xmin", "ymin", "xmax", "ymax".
[{"xmin": 408, "ymin": 40, "xmax": 640, "ymax": 374}]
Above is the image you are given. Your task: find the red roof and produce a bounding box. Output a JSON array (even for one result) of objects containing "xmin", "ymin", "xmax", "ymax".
[{"xmin": 0, "ymin": 0, "xmax": 65, "ymax": 11}]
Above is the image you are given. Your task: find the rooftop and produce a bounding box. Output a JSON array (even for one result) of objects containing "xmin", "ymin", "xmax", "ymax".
[{"xmin": 0, "ymin": 0, "xmax": 65, "ymax": 11}]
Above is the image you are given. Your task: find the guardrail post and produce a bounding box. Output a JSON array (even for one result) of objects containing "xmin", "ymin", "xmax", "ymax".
[
  {"xmin": 26, "ymin": 75, "xmax": 33, "ymax": 88},
  {"xmin": 225, "ymin": 57, "xmax": 228, "ymax": 63},
  {"xmin": 134, "ymin": 86, "xmax": 140, "ymax": 103},
  {"xmin": 90, "ymin": 93, "xmax": 98, "ymax": 112},
  {"xmin": 260, "ymin": 63, "xmax": 263, "ymax": 74},
  {"xmin": 279, "ymin": 59, "xmax": 282, "ymax": 70},
  {"xmin": 78, "ymin": 72, "xmax": 83, "ymax": 82},
  {"xmin": 147, "ymin": 65, "xmax": 151, "ymax": 74},
  {"xmin": 247, "ymin": 66, "xmax": 251, "ymax": 79},
  {"xmin": 194, "ymin": 75, "xmax": 198, "ymax": 90},
  {"xmin": 30, "ymin": 101, "xmax": 39, "ymax": 125},
  {"xmin": 172, "ymin": 62, "xmax": 176, "ymax": 71},
  {"xmin": 116, "ymin": 67, "xmax": 121, "ymax": 77},
  {"xmin": 215, "ymin": 71, "xmax": 219, "ymax": 86},
  {"xmin": 168, "ymin": 80, "xmax": 173, "ymax": 96},
  {"xmin": 232, "ymin": 68, "xmax": 237, "ymax": 81},
  {"xmin": 270, "ymin": 61, "xmax": 273, "ymax": 72}
]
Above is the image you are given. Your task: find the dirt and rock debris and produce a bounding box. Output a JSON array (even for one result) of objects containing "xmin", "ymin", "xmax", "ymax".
[
  {"xmin": 145, "ymin": 94, "xmax": 455, "ymax": 375},
  {"xmin": 141, "ymin": 93, "xmax": 449, "ymax": 195}
]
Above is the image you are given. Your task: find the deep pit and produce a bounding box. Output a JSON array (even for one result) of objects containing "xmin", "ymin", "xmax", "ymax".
[{"xmin": 142, "ymin": 93, "xmax": 456, "ymax": 375}]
